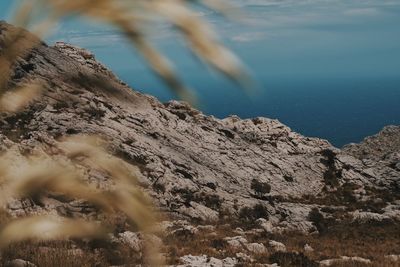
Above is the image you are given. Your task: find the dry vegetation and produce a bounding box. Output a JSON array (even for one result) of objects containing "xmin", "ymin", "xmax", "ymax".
[
  {"xmin": 1, "ymin": 1, "xmax": 398, "ymax": 267},
  {"xmin": 0, "ymin": 135, "xmax": 162, "ymax": 265},
  {"xmin": 162, "ymin": 218, "xmax": 400, "ymax": 267},
  {"xmin": 9, "ymin": 0, "xmax": 247, "ymax": 103},
  {"xmin": 0, "ymin": 240, "xmax": 148, "ymax": 266},
  {"xmin": 0, "ymin": 0, "xmax": 247, "ymax": 265}
]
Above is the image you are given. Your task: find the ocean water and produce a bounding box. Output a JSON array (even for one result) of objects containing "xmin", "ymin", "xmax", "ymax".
[{"xmin": 1, "ymin": 0, "xmax": 400, "ymax": 147}]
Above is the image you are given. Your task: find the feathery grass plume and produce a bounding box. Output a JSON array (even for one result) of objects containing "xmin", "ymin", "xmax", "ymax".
[
  {"xmin": 0, "ymin": 23, "xmax": 41, "ymax": 90},
  {"xmin": 0, "ymin": 1, "xmax": 248, "ymax": 264},
  {"xmin": 0, "ymin": 216, "xmax": 107, "ymax": 249},
  {"xmin": 0, "ymin": 136, "xmax": 161, "ymax": 265},
  {"xmin": 10, "ymin": 0, "xmax": 247, "ymax": 103},
  {"xmin": 0, "ymin": 81, "xmax": 43, "ymax": 112},
  {"xmin": 0, "ymin": 18, "xmax": 43, "ymax": 112},
  {"xmin": 57, "ymin": 135, "xmax": 157, "ymax": 231},
  {"xmin": 0, "ymin": 136, "xmax": 157, "ymax": 225},
  {"xmin": 0, "ymin": 151, "xmax": 112, "ymax": 211}
]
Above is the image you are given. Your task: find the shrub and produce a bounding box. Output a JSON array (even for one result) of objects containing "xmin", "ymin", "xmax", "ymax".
[
  {"xmin": 152, "ymin": 182, "xmax": 166, "ymax": 194},
  {"xmin": 200, "ymin": 194, "xmax": 222, "ymax": 210},
  {"xmin": 251, "ymin": 179, "xmax": 271, "ymax": 197},
  {"xmin": 0, "ymin": 1, "xmax": 247, "ymax": 265},
  {"xmin": 308, "ymin": 208, "xmax": 328, "ymax": 234},
  {"xmin": 269, "ymin": 251, "xmax": 318, "ymax": 267},
  {"xmin": 320, "ymin": 149, "xmax": 341, "ymax": 187},
  {"xmin": 283, "ymin": 175, "xmax": 294, "ymax": 182},
  {"xmin": 238, "ymin": 204, "xmax": 269, "ymax": 228}
]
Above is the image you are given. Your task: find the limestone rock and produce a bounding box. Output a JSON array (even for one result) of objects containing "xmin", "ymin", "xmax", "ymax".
[
  {"xmin": 0, "ymin": 21, "xmax": 400, "ymax": 265},
  {"xmin": 304, "ymin": 244, "xmax": 314, "ymax": 253},
  {"xmin": 384, "ymin": 254, "xmax": 400, "ymax": 263},
  {"xmin": 320, "ymin": 256, "xmax": 372, "ymax": 266},
  {"xmin": 246, "ymin": 243, "xmax": 268, "ymax": 254},
  {"xmin": 2, "ymin": 19, "xmax": 400, "ymax": 233},
  {"xmin": 118, "ymin": 231, "xmax": 142, "ymax": 252},
  {"xmin": 4, "ymin": 259, "xmax": 36, "ymax": 267},
  {"xmin": 268, "ymin": 241, "xmax": 286, "ymax": 253},
  {"xmin": 178, "ymin": 255, "xmax": 237, "ymax": 267},
  {"xmin": 224, "ymin": 236, "xmax": 248, "ymax": 250},
  {"xmin": 351, "ymin": 210, "xmax": 391, "ymax": 224},
  {"xmin": 256, "ymin": 218, "xmax": 274, "ymax": 233}
]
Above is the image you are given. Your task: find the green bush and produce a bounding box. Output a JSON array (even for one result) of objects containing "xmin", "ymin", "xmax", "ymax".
[{"xmin": 251, "ymin": 179, "xmax": 271, "ymax": 197}]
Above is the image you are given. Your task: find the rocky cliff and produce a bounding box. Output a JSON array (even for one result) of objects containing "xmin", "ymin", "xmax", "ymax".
[{"xmin": 0, "ymin": 21, "xmax": 399, "ymax": 266}]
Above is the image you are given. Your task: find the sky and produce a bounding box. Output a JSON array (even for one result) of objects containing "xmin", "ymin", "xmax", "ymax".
[{"xmin": 1, "ymin": 0, "xmax": 400, "ymax": 147}]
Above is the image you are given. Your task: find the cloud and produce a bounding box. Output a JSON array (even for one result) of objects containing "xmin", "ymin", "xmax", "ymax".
[
  {"xmin": 343, "ymin": 8, "xmax": 380, "ymax": 16},
  {"xmin": 232, "ymin": 0, "xmax": 400, "ymax": 10},
  {"xmin": 231, "ymin": 32, "xmax": 267, "ymax": 42},
  {"xmin": 47, "ymin": 0, "xmax": 398, "ymax": 48}
]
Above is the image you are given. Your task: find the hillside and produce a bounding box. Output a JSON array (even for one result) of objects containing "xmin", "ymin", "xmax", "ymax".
[{"xmin": 1, "ymin": 21, "xmax": 399, "ymax": 267}]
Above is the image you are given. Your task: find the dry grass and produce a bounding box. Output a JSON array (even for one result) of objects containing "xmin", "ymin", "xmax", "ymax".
[
  {"xmin": 252, "ymin": 220, "xmax": 400, "ymax": 267},
  {"xmin": 0, "ymin": 240, "xmax": 143, "ymax": 266},
  {"xmin": 5, "ymin": 2, "xmax": 395, "ymax": 267},
  {"xmin": 8, "ymin": 0, "xmax": 246, "ymax": 103},
  {"xmin": 163, "ymin": 223, "xmax": 253, "ymax": 265},
  {"xmin": 0, "ymin": 1, "xmax": 247, "ymax": 265},
  {"xmin": 162, "ymin": 214, "xmax": 400, "ymax": 266},
  {"xmin": 0, "ymin": 135, "xmax": 161, "ymax": 265},
  {"xmin": 0, "ymin": 22, "xmax": 41, "ymax": 88},
  {"xmin": 0, "ymin": 82, "xmax": 43, "ymax": 112}
]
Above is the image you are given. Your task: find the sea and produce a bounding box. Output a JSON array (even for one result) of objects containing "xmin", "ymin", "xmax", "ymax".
[{"xmin": 1, "ymin": 0, "xmax": 400, "ymax": 147}]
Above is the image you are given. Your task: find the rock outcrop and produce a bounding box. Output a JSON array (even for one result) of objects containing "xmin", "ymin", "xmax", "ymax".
[
  {"xmin": 1, "ymin": 21, "xmax": 399, "ymax": 266},
  {"xmin": 344, "ymin": 125, "xmax": 400, "ymax": 160}
]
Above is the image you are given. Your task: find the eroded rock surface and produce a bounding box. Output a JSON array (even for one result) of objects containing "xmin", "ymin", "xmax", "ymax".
[{"xmin": 1, "ymin": 21, "xmax": 399, "ymax": 266}]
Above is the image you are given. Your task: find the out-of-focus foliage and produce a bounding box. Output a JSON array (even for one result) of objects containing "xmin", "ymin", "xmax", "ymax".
[
  {"xmin": 0, "ymin": 0, "xmax": 245, "ymax": 264},
  {"xmin": 12, "ymin": 0, "xmax": 246, "ymax": 103},
  {"xmin": 0, "ymin": 136, "xmax": 161, "ymax": 264}
]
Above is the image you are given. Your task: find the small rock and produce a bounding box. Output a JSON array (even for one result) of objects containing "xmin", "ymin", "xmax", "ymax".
[
  {"xmin": 179, "ymin": 255, "xmax": 237, "ymax": 267},
  {"xmin": 5, "ymin": 259, "xmax": 36, "ymax": 267},
  {"xmin": 304, "ymin": 244, "xmax": 314, "ymax": 253},
  {"xmin": 246, "ymin": 243, "xmax": 268, "ymax": 254},
  {"xmin": 320, "ymin": 256, "xmax": 371, "ymax": 266},
  {"xmin": 256, "ymin": 218, "xmax": 268, "ymax": 224},
  {"xmin": 269, "ymin": 240, "xmax": 286, "ymax": 252},
  {"xmin": 385, "ymin": 254, "xmax": 400, "ymax": 262},
  {"xmin": 180, "ymin": 202, "xmax": 219, "ymax": 222},
  {"xmin": 351, "ymin": 210, "xmax": 391, "ymax": 223},
  {"xmin": 224, "ymin": 236, "xmax": 248, "ymax": 250},
  {"xmin": 235, "ymin": 252, "xmax": 252, "ymax": 263},
  {"xmin": 196, "ymin": 225, "xmax": 216, "ymax": 232},
  {"xmin": 257, "ymin": 219, "xmax": 274, "ymax": 233},
  {"xmin": 171, "ymin": 225, "xmax": 199, "ymax": 237},
  {"xmin": 234, "ymin": 227, "xmax": 245, "ymax": 234},
  {"xmin": 118, "ymin": 231, "xmax": 142, "ymax": 252}
]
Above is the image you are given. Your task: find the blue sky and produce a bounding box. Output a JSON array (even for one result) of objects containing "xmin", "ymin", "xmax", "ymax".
[{"xmin": 1, "ymin": 0, "xmax": 400, "ymax": 146}]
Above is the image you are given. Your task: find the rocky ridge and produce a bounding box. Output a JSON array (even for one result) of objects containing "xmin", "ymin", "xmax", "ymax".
[{"xmin": 0, "ymin": 21, "xmax": 399, "ymax": 266}]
